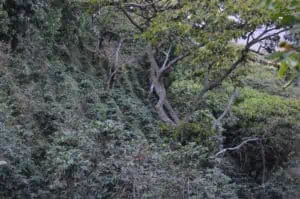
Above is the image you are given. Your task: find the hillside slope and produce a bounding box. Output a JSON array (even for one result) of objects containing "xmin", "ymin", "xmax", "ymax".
[{"xmin": 0, "ymin": 1, "xmax": 299, "ymax": 198}]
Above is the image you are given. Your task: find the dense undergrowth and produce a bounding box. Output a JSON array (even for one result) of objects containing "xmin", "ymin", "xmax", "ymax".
[{"xmin": 0, "ymin": 1, "xmax": 299, "ymax": 198}]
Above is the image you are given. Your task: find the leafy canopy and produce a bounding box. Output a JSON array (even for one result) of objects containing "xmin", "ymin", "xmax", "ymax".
[{"xmin": 89, "ymin": 0, "xmax": 296, "ymax": 122}]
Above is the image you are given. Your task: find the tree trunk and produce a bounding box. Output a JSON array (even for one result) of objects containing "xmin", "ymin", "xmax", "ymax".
[{"xmin": 146, "ymin": 44, "xmax": 180, "ymax": 125}]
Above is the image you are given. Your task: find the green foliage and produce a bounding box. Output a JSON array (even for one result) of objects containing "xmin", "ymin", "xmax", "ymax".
[
  {"xmin": 175, "ymin": 122, "xmax": 215, "ymax": 146},
  {"xmin": 267, "ymin": 49, "xmax": 300, "ymax": 88},
  {"xmin": 233, "ymin": 87, "xmax": 300, "ymax": 121},
  {"xmin": 160, "ymin": 122, "xmax": 215, "ymax": 148},
  {"xmin": 40, "ymin": 8, "xmax": 62, "ymax": 43},
  {"xmin": 1, "ymin": 0, "xmax": 299, "ymax": 198},
  {"xmin": 190, "ymin": 168, "xmax": 239, "ymax": 199},
  {"xmin": 224, "ymin": 86, "xmax": 300, "ymax": 184},
  {"xmin": 260, "ymin": 0, "xmax": 300, "ymax": 26},
  {"xmin": 94, "ymin": 0, "xmax": 293, "ymax": 84},
  {"xmin": 261, "ymin": 0, "xmax": 300, "ymax": 87}
]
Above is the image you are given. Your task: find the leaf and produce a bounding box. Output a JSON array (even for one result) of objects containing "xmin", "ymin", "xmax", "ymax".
[{"xmin": 278, "ymin": 61, "xmax": 289, "ymax": 79}]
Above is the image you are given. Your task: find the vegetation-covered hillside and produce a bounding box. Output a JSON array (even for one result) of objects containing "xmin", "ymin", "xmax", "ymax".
[{"xmin": 0, "ymin": 0, "xmax": 299, "ymax": 198}]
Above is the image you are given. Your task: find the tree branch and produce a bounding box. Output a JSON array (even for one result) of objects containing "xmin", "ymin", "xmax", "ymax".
[
  {"xmin": 184, "ymin": 51, "xmax": 247, "ymax": 122},
  {"xmin": 184, "ymin": 25, "xmax": 286, "ymax": 121},
  {"xmin": 161, "ymin": 46, "xmax": 172, "ymax": 71},
  {"xmin": 215, "ymin": 138, "xmax": 260, "ymax": 157},
  {"xmin": 254, "ymin": 28, "xmax": 290, "ymax": 44},
  {"xmin": 107, "ymin": 39, "xmax": 124, "ymax": 89},
  {"xmin": 213, "ymin": 88, "xmax": 239, "ymax": 150},
  {"xmin": 119, "ymin": 7, "xmax": 144, "ymax": 32},
  {"xmin": 160, "ymin": 52, "xmax": 190, "ymax": 74},
  {"xmin": 213, "ymin": 88, "xmax": 239, "ymax": 130},
  {"xmin": 247, "ymin": 27, "xmax": 290, "ymax": 47}
]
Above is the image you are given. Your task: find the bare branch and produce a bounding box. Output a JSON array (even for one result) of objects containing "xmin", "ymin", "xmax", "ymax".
[
  {"xmin": 254, "ymin": 28, "xmax": 290, "ymax": 44},
  {"xmin": 257, "ymin": 26, "xmax": 278, "ymax": 40},
  {"xmin": 246, "ymin": 30, "xmax": 255, "ymax": 46},
  {"xmin": 215, "ymin": 138, "xmax": 260, "ymax": 157},
  {"xmin": 213, "ymin": 88, "xmax": 239, "ymax": 130},
  {"xmin": 209, "ymin": 51, "xmax": 247, "ymax": 89},
  {"xmin": 247, "ymin": 26, "xmax": 279, "ymax": 47},
  {"xmin": 247, "ymin": 56, "xmax": 279, "ymax": 68},
  {"xmin": 249, "ymin": 48, "xmax": 265, "ymax": 56},
  {"xmin": 160, "ymin": 52, "xmax": 190, "ymax": 74},
  {"xmin": 161, "ymin": 46, "xmax": 172, "ymax": 70},
  {"xmin": 213, "ymin": 88, "xmax": 239, "ymax": 150},
  {"xmin": 184, "ymin": 25, "xmax": 291, "ymax": 121},
  {"xmin": 107, "ymin": 39, "xmax": 124, "ymax": 89},
  {"xmin": 167, "ymin": 52, "xmax": 189, "ymax": 68},
  {"xmin": 247, "ymin": 27, "xmax": 290, "ymax": 48},
  {"xmin": 184, "ymin": 47, "xmax": 247, "ymax": 122}
]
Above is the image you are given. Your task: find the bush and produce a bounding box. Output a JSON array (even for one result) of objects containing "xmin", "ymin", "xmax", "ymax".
[
  {"xmin": 223, "ymin": 87, "xmax": 300, "ymax": 182},
  {"xmin": 160, "ymin": 121, "xmax": 216, "ymax": 149},
  {"xmin": 233, "ymin": 87, "xmax": 300, "ymax": 123}
]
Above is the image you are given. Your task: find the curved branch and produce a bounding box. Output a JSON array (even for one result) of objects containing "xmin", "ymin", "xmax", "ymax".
[{"xmin": 215, "ymin": 138, "xmax": 260, "ymax": 157}]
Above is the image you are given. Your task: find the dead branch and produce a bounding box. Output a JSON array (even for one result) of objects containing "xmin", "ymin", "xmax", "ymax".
[
  {"xmin": 215, "ymin": 138, "xmax": 260, "ymax": 157},
  {"xmin": 213, "ymin": 88, "xmax": 239, "ymax": 130},
  {"xmin": 106, "ymin": 39, "xmax": 124, "ymax": 89},
  {"xmin": 161, "ymin": 46, "xmax": 172, "ymax": 72},
  {"xmin": 213, "ymin": 88, "xmax": 239, "ymax": 150}
]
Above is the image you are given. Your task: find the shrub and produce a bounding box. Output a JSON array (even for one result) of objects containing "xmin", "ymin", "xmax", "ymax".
[{"xmin": 223, "ymin": 87, "xmax": 300, "ymax": 182}]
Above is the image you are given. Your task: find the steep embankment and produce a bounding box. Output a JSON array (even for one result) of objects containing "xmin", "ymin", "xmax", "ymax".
[{"xmin": 0, "ymin": 38, "xmax": 241, "ymax": 198}]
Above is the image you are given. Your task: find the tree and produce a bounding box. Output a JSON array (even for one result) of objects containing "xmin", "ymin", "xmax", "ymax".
[{"xmin": 90, "ymin": 0, "xmax": 293, "ymax": 125}]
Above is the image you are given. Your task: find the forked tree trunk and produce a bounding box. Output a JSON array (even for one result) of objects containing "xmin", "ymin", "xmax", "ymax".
[{"xmin": 146, "ymin": 44, "xmax": 180, "ymax": 125}]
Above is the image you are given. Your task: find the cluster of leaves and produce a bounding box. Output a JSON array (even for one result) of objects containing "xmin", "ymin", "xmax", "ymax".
[
  {"xmin": 261, "ymin": 0, "xmax": 300, "ymax": 87},
  {"xmin": 268, "ymin": 45, "xmax": 300, "ymax": 88},
  {"xmin": 160, "ymin": 121, "xmax": 215, "ymax": 147},
  {"xmin": 233, "ymin": 87, "xmax": 300, "ymax": 121},
  {"xmin": 91, "ymin": 0, "xmax": 293, "ymax": 80}
]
